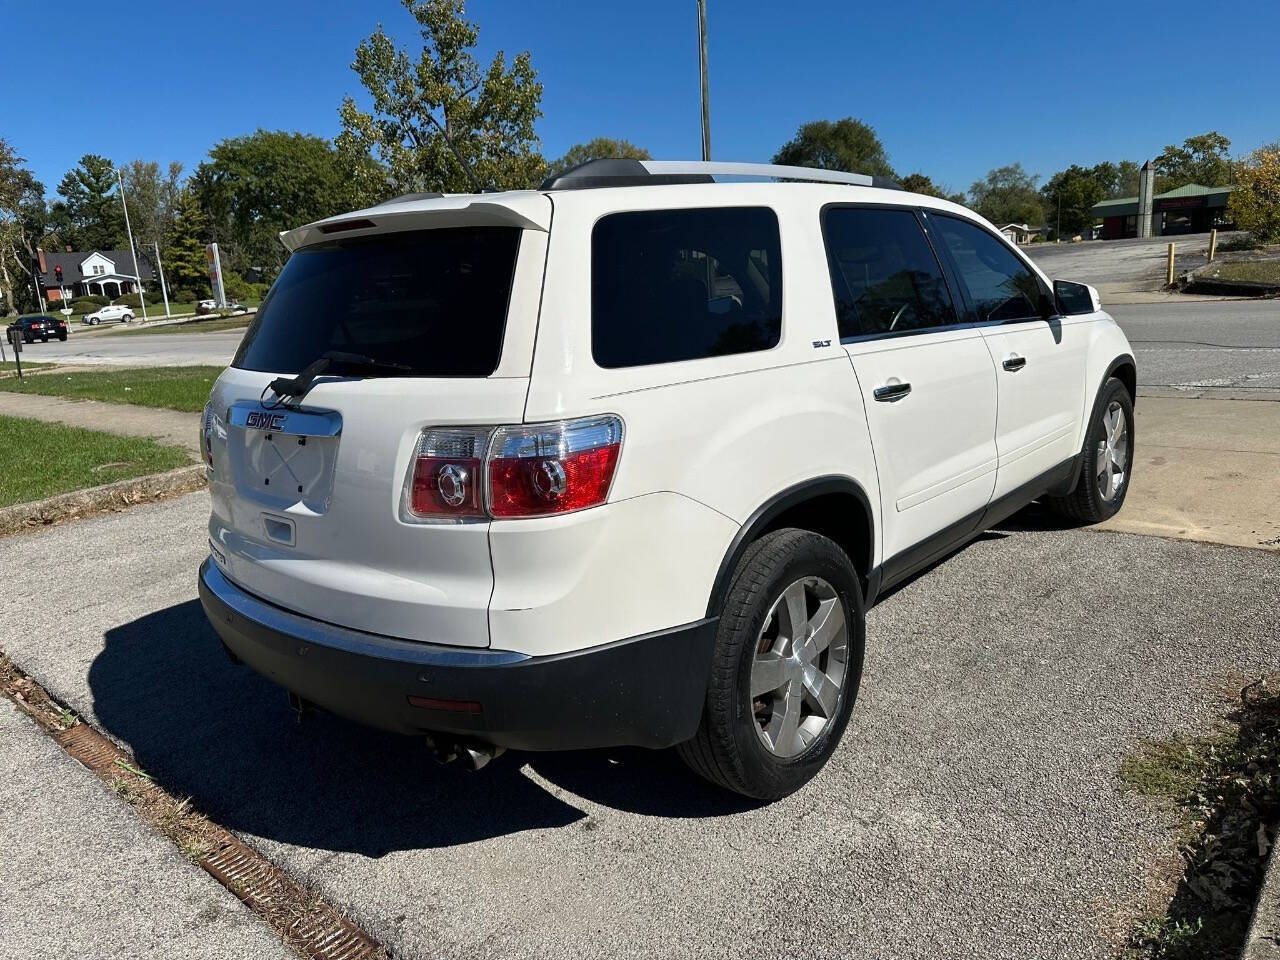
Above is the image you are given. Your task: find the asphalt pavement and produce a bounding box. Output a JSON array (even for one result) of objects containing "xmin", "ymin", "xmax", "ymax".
[
  {"xmin": 22, "ymin": 329, "xmax": 246, "ymax": 367},
  {"xmin": 2, "ymin": 491, "xmax": 1277, "ymax": 959},
  {"xmin": 0, "ymin": 698, "xmax": 292, "ymax": 960}
]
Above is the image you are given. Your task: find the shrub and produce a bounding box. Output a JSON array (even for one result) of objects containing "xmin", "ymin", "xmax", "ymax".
[
  {"xmin": 73, "ymin": 294, "xmax": 109, "ymax": 307},
  {"xmin": 1229, "ymin": 148, "xmax": 1280, "ymax": 243}
]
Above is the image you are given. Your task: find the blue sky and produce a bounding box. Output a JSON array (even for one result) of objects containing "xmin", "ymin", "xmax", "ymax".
[{"xmin": 5, "ymin": 0, "xmax": 1277, "ymax": 197}]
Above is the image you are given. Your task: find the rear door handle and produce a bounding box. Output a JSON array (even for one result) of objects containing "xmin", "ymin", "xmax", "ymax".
[
  {"xmin": 873, "ymin": 381, "xmax": 912, "ymax": 402},
  {"xmin": 1002, "ymin": 355, "xmax": 1027, "ymax": 372}
]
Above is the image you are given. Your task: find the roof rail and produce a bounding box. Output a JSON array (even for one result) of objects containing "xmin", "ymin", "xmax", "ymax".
[{"xmin": 541, "ymin": 158, "xmax": 902, "ymax": 191}]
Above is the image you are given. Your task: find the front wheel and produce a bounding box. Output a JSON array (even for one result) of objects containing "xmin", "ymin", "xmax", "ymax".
[
  {"xmin": 678, "ymin": 528, "xmax": 865, "ymax": 800},
  {"xmin": 1045, "ymin": 377, "xmax": 1135, "ymax": 524}
]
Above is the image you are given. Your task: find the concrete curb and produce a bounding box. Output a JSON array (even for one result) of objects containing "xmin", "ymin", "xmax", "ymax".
[
  {"xmin": 1244, "ymin": 836, "xmax": 1280, "ymax": 960},
  {"xmin": 0, "ymin": 464, "xmax": 206, "ymax": 537}
]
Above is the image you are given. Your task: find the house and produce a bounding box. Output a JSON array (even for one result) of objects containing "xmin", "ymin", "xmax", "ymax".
[
  {"xmin": 997, "ymin": 223, "xmax": 1037, "ymax": 245},
  {"xmin": 37, "ymin": 249, "xmax": 156, "ymax": 302}
]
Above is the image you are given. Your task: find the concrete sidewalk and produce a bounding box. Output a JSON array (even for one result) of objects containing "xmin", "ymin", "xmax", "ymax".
[
  {"xmin": 0, "ymin": 391, "xmax": 198, "ymax": 454},
  {"xmin": 1101, "ymin": 394, "xmax": 1280, "ymax": 550},
  {"xmin": 0, "ymin": 699, "xmax": 291, "ymax": 960}
]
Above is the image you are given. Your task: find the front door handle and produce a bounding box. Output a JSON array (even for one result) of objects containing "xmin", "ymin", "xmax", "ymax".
[
  {"xmin": 1002, "ymin": 355, "xmax": 1027, "ymax": 372},
  {"xmin": 873, "ymin": 381, "xmax": 912, "ymax": 402}
]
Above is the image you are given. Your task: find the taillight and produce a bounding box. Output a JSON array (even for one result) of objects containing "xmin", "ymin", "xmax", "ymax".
[
  {"xmin": 401, "ymin": 416, "xmax": 623, "ymax": 523},
  {"xmin": 406, "ymin": 427, "xmax": 491, "ymax": 521},
  {"xmin": 201, "ymin": 403, "xmax": 214, "ymax": 466},
  {"xmin": 487, "ymin": 416, "xmax": 623, "ymax": 518}
]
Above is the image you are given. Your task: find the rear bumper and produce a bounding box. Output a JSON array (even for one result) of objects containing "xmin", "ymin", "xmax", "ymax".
[{"xmin": 198, "ymin": 558, "xmax": 717, "ymax": 751}]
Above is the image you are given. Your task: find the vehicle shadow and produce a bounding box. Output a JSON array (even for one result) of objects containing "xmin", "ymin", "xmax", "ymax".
[{"xmin": 88, "ymin": 601, "xmax": 753, "ymax": 856}]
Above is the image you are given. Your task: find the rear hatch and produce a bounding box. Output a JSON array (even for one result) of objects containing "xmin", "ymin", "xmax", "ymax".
[{"xmin": 205, "ymin": 194, "xmax": 551, "ymax": 648}]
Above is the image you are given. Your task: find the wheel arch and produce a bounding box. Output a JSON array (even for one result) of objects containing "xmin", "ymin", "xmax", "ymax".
[
  {"xmin": 1106, "ymin": 353, "xmax": 1137, "ymax": 407},
  {"xmin": 705, "ymin": 477, "xmax": 877, "ymax": 618}
]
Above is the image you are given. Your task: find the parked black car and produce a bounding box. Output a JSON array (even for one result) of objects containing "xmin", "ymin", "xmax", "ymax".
[{"xmin": 42, "ymin": 313, "xmax": 70, "ymax": 341}]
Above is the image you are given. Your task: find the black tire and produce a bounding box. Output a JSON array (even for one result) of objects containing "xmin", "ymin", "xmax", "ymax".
[
  {"xmin": 41, "ymin": 336, "xmax": 49, "ymax": 342},
  {"xmin": 1045, "ymin": 377, "xmax": 1135, "ymax": 524},
  {"xmin": 59, "ymin": 334, "xmax": 67, "ymax": 341},
  {"xmin": 677, "ymin": 528, "xmax": 865, "ymax": 800}
]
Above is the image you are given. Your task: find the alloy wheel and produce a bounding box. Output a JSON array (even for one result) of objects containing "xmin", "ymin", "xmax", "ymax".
[
  {"xmin": 1096, "ymin": 400, "xmax": 1129, "ymax": 501},
  {"xmin": 749, "ymin": 576, "xmax": 849, "ymax": 758}
]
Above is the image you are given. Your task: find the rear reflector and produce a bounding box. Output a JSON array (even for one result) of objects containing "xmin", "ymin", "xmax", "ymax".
[{"xmin": 408, "ymin": 695, "xmax": 483, "ymax": 713}]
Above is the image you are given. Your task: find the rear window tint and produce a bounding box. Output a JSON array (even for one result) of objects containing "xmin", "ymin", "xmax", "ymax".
[
  {"xmin": 233, "ymin": 227, "xmax": 520, "ymax": 377},
  {"xmin": 591, "ymin": 207, "xmax": 782, "ymax": 368}
]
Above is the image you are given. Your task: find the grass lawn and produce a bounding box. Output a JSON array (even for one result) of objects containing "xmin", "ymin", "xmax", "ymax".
[
  {"xmin": 1202, "ymin": 259, "xmax": 1280, "ymax": 285},
  {"xmin": 1, "ymin": 360, "xmax": 54, "ymax": 378},
  {"xmin": 0, "ymin": 415, "xmax": 191, "ymax": 507},
  {"xmin": 112, "ymin": 314, "xmax": 253, "ymax": 337},
  {"xmin": 0, "ymin": 365, "xmax": 223, "ymax": 413}
]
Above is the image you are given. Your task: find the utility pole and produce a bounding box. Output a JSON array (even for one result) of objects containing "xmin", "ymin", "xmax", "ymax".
[
  {"xmin": 1056, "ymin": 191, "xmax": 1062, "ymax": 244},
  {"xmin": 116, "ymin": 168, "xmax": 148, "ymax": 322},
  {"xmin": 154, "ymin": 242, "xmax": 171, "ymax": 318},
  {"xmin": 697, "ymin": 0, "xmax": 711, "ymax": 161}
]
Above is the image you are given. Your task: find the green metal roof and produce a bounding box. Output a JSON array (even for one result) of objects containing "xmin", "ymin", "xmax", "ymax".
[{"xmin": 1091, "ymin": 183, "xmax": 1236, "ymax": 217}]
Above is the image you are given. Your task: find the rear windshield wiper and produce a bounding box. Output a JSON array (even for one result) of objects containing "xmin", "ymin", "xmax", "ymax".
[{"xmin": 266, "ymin": 351, "xmax": 412, "ymax": 404}]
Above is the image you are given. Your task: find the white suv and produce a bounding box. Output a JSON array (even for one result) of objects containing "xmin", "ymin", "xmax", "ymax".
[
  {"xmin": 83, "ymin": 304, "xmax": 134, "ymax": 325},
  {"xmin": 199, "ymin": 160, "xmax": 1135, "ymax": 799}
]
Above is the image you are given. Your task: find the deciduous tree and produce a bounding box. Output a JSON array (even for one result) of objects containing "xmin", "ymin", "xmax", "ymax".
[
  {"xmin": 1040, "ymin": 164, "xmax": 1110, "ymax": 235},
  {"xmin": 1156, "ymin": 131, "xmax": 1234, "ymax": 190},
  {"xmin": 968, "ymin": 163, "xmax": 1044, "ymax": 228},
  {"xmin": 1229, "ymin": 146, "xmax": 1280, "ymax": 242},
  {"xmin": 338, "ymin": 0, "xmax": 544, "ymax": 193},
  {"xmin": 898, "ymin": 172, "xmax": 965, "ymax": 204},
  {"xmin": 193, "ymin": 130, "xmax": 384, "ymax": 280},
  {"xmin": 0, "ymin": 139, "xmax": 49, "ymax": 314},
  {"xmin": 772, "ymin": 118, "xmax": 895, "ymax": 179}
]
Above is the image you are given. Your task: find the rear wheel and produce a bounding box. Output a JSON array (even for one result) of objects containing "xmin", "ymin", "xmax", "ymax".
[
  {"xmin": 678, "ymin": 528, "xmax": 865, "ymax": 800},
  {"xmin": 1045, "ymin": 377, "xmax": 1134, "ymax": 524}
]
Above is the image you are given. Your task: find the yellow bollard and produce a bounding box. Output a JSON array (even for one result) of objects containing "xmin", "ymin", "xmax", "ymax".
[
  {"xmin": 1208, "ymin": 228, "xmax": 1218, "ymax": 263},
  {"xmin": 1167, "ymin": 242, "xmax": 1176, "ymax": 286}
]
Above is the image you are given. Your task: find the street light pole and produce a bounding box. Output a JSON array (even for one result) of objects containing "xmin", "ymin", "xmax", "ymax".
[
  {"xmin": 116, "ymin": 168, "xmax": 148, "ymax": 322},
  {"xmin": 697, "ymin": 0, "xmax": 711, "ymax": 161},
  {"xmin": 154, "ymin": 242, "xmax": 171, "ymax": 318}
]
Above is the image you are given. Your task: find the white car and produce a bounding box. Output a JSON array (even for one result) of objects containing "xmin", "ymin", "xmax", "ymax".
[
  {"xmin": 198, "ymin": 160, "xmax": 1135, "ymax": 798},
  {"xmin": 82, "ymin": 304, "xmax": 133, "ymax": 325}
]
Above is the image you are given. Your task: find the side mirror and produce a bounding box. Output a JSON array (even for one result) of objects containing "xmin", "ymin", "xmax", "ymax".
[{"xmin": 1054, "ymin": 279, "xmax": 1101, "ymax": 316}]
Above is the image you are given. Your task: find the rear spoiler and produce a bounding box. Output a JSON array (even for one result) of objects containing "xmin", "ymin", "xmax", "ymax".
[{"xmin": 279, "ymin": 192, "xmax": 552, "ymax": 252}]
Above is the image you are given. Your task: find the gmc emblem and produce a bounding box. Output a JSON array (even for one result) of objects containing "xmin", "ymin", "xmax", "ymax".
[{"xmin": 245, "ymin": 411, "xmax": 287, "ymax": 430}]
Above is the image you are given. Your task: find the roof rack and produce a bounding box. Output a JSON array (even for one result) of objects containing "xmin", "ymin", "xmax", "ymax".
[{"xmin": 540, "ymin": 158, "xmax": 902, "ymax": 191}]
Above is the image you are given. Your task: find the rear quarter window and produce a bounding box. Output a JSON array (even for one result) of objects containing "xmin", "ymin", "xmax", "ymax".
[
  {"xmin": 591, "ymin": 206, "xmax": 782, "ymax": 368},
  {"xmin": 233, "ymin": 227, "xmax": 521, "ymax": 377}
]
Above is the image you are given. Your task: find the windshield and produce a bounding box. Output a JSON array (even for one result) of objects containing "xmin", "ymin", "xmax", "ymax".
[{"xmin": 233, "ymin": 226, "xmax": 521, "ymax": 377}]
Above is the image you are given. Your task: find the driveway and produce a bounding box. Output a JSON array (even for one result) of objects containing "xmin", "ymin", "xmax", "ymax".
[{"xmin": 2, "ymin": 492, "xmax": 1276, "ymax": 959}]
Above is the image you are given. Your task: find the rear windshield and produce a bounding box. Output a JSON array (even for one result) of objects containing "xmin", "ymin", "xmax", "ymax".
[{"xmin": 233, "ymin": 227, "xmax": 521, "ymax": 377}]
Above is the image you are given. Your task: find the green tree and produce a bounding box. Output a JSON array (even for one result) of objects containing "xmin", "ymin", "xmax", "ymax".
[
  {"xmin": 338, "ymin": 0, "xmax": 544, "ymax": 193},
  {"xmin": 545, "ymin": 138, "xmax": 650, "ymax": 179},
  {"xmin": 120, "ymin": 159, "xmax": 184, "ymax": 254},
  {"xmin": 1111, "ymin": 160, "xmax": 1141, "ymax": 198},
  {"xmin": 1229, "ymin": 146, "xmax": 1280, "ymax": 242},
  {"xmin": 193, "ymin": 130, "xmax": 385, "ymax": 280},
  {"xmin": 56, "ymin": 154, "xmax": 125, "ymax": 251},
  {"xmin": 164, "ymin": 188, "xmax": 210, "ymax": 296},
  {"xmin": 898, "ymin": 172, "xmax": 965, "ymax": 204},
  {"xmin": 968, "ymin": 163, "xmax": 1044, "ymax": 227},
  {"xmin": 0, "ymin": 138, "xmax": 50, "ymax": 314},
  {"xmin": 1040, "ymin": 164, "xmax": 1111, "ymax": 235},
  {"xmin": 1155, "ymin": 131, "xmax": 1234, "ymax": 189},
  {"xmin": 772, "ymin": 118, "xmax": 895, "ymax": 178}
]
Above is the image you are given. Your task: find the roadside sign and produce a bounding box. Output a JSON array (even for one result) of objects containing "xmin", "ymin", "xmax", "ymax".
[
  {"xmin": 6, "ymin": 326, "xmax": 22, "ymax": 379},
  {"xmin": 206, "ymin": 242, "xmax": 227, "ymax": 309}
]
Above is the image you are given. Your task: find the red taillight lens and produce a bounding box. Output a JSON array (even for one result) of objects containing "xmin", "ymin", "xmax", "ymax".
[
  {"xmin": 406, "ymin": 428, "xmax": 491, "ymax": 521},
  {"xmin": 487, "ymin": 416, "xmax": 623, "ymax": 518}
]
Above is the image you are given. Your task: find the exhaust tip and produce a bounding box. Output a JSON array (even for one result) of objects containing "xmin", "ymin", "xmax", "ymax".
[{"xmin": 425, "ymin": 735, "xmax": 504, "ymax": 771}]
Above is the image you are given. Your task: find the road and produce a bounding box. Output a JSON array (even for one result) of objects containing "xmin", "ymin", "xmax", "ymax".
[
  {"xmin": 1111, "ymin": 299, "xmax": 1280, "ymax": 392},
  {"xmin": 21, "ymin": 299, "xmax": 1279, "ymax": 394},
  {"xmin": 2, "ymin": 492, "xmax": 1277, "ymax": 960}
]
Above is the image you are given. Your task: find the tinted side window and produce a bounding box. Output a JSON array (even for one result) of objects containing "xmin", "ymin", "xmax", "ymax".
[
  {"xmin": 591, "ymin": 207, "xmax": 782, "ymax": 368},
  {"xmin": 931, "ymin": 215, "xmax": 1045, "ymax": 324},
  {"xmin": 822, "ymin": 207, "xmax": 958, "ymax": 338}
]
